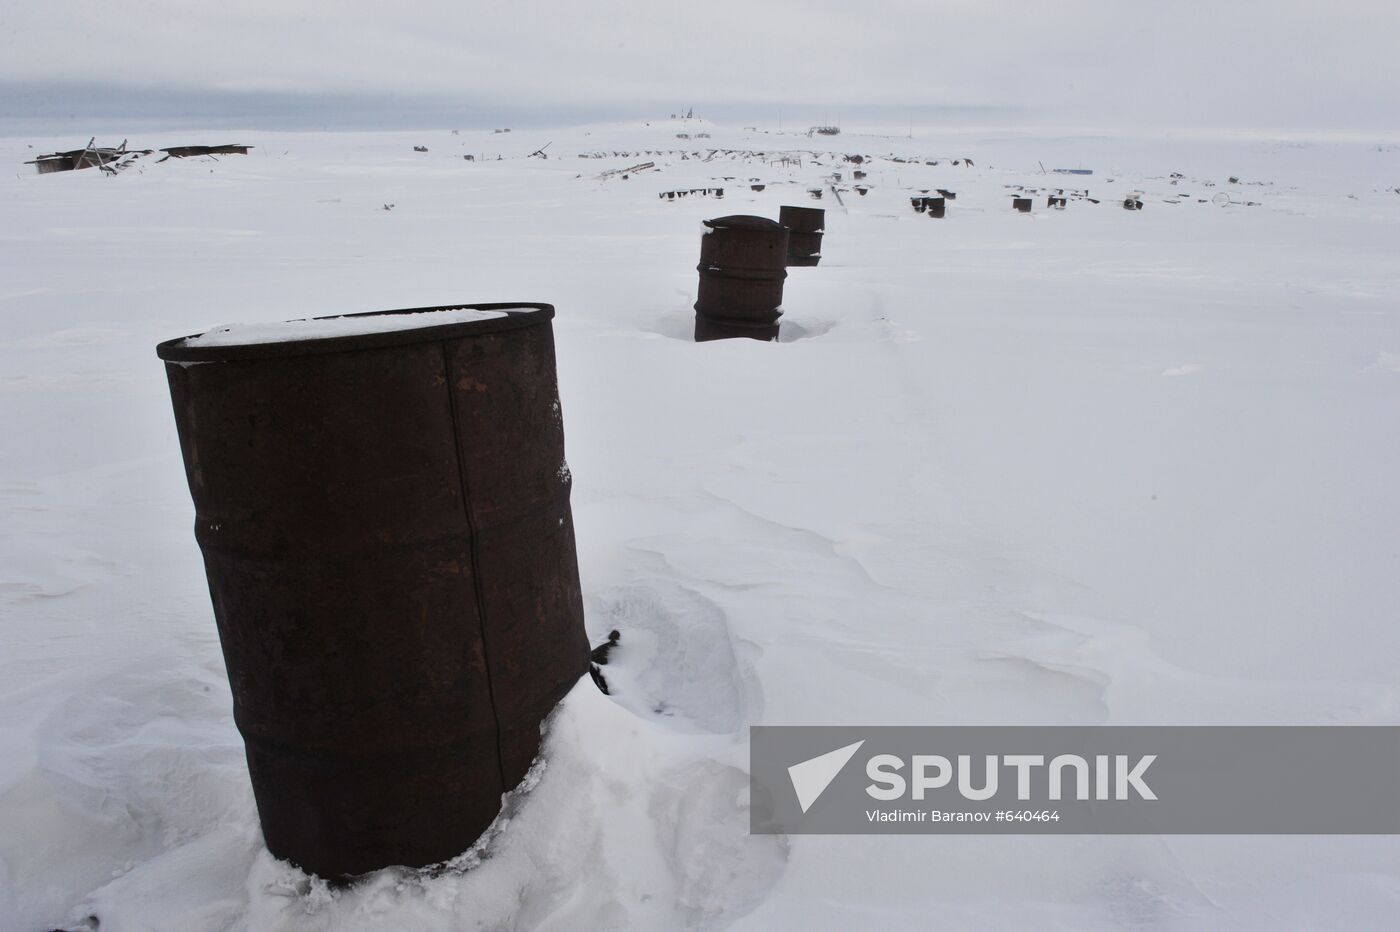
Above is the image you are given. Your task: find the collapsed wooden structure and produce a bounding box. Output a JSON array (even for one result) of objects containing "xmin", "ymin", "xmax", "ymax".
[
  {"xmin": 25, "ymin": 138, "xmax": 152, "ymax": 174},
  {"xmin": 157, "ymin": 145, "xmax": 253, "ymax": 161}
]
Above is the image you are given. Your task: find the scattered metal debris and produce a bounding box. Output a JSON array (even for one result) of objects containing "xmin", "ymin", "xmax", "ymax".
[
  {"xmin": 1212, "ymin": 192, "xmax": 1261, "ymax": 207},
  {"xmin": 598, "ymin": 161, "xmax": 655, "ymax": 180}
]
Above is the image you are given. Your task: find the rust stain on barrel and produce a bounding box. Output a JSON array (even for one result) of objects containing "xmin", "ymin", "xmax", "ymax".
[{"xmin": 156, "ymin": 304, "xmax": 589, "ymax": 880}]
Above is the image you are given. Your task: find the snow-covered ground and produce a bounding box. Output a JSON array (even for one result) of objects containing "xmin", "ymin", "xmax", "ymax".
[{"xmin": 2, "ymin": 119, "xmax": 1398, "ymax": 930}]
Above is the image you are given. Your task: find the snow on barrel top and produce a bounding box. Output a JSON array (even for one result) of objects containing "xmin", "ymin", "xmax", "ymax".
[{"xmin": 182, "ymin": 307, "xmax": 515, "ymax": 348}]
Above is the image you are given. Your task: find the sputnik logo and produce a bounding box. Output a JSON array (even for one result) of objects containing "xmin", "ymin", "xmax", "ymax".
[{"xmin": 788, "ymin": 740, "xmax": 865, "ymax": 813}]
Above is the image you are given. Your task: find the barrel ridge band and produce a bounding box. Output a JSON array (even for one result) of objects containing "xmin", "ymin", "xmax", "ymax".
[{"xmin": 695, "ymin": 264, "xmax": 790, "ymax": 283}]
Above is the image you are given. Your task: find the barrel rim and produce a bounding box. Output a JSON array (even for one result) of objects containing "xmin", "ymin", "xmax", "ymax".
[
  {"xmin": 156, "ymin": 303, "xmax": 555, "ymax": 362},
  {"xmin": 702, "ymin": 214, "xmax": 786, "ymax": 233}
]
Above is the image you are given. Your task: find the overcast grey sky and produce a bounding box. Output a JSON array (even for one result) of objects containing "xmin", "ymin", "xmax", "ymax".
[{"xmin": 2, "ymin": 0, "xmax": 1396, "ymax": 133}]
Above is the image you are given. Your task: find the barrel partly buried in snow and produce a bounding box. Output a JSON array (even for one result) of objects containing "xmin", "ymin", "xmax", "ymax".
[
  {"xmin": 156, "ymin": 303, "xmax": 589, "ymax": 880},
  {"xmin": 779, "ymin": 205, "xmax": 825, "ymax": 267},
  {"xmin": 694, "ymin": 215, "xmax": 789, "ymax": 341}
]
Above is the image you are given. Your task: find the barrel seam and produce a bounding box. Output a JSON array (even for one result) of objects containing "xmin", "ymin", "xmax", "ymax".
[{"xmin": 440, "ymin": 340, "xmax": 509, "ymax": 791}]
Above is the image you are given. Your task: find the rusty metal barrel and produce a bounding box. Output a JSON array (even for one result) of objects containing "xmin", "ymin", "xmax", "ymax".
[
  {"xmin": 779, "ymin": 205, "xmax": 824, "ymax": 267},
  {"xmin": 155, "ymin": 303, "xmax": 589, "ymax": 879},
  {"xmin": 924, "ymin": 196, "xmax": 946, "ymax": 218},
  {"xmin": 1013, "ymin": 197, "xmax": 1032, "ymax": 212},
  {"xmin": 694, "ymin": 215, "xmax": 788, "ymax": 341}
]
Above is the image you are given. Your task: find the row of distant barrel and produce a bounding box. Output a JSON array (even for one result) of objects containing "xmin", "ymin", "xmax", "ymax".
[
  {"xmin": 667, "ymin": 183, "xmax": 1153, "ymax": 216},
  {"xmin": 660, "ymin": 188, "xmax": 725, "ymax": 200},
  {"xmin": 910, "ymin": 190, "xmax": 959, "ymax": 217},
  {"xmin": 1008, "ymin": 193, "xmax": 1144, "ymax": 211},
  {"xmin": 907, "ymin": 189, "xmax": 1149, "ymax": 213}
]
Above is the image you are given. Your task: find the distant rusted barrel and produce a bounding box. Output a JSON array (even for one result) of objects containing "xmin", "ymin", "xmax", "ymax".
[
  {"xmin": 694, "ymin": 215, "xmax": 788, "ymax": 341},
  {"xmin": 780, "ymin": 205, "xmax": 824, "ymax": 267},
  {"xmin": 1013, "ymin": 197, "xmax": 1032, "ymax": 212},
  {"xmin": 924, "ymin": 196, "xmax": 946, "ymax": 218},
  {"xmin": 911, "ymin": 196, "xmax": 926, "ymax": 212},
  {"xmin": 156, "ymin": 304, "xmax": 589, "ymax": 880},
  {"xmin": 750, "ymin": 183, "xmax": 766, "ymax": 192},
  {"xmin": 1048, "ymin": 195, "xmax": 1067, "ymax": 208}
]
